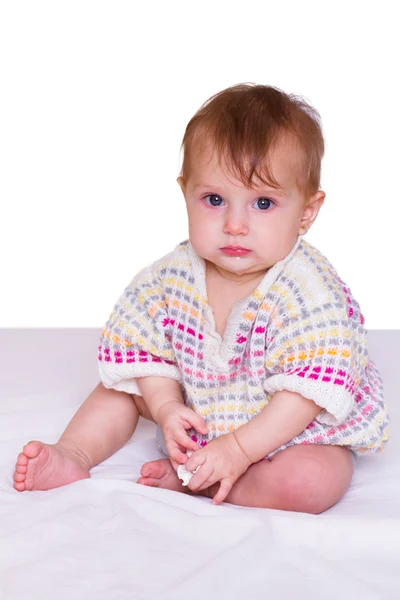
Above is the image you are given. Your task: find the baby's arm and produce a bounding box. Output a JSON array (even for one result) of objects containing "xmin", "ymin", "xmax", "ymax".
[
  {"xmin": 184, "ymin": 390, "xmax": 321, "ymax": 504},
  {"xmin": 137, "ymin": 376, "xmax": 183, "ymax": 421},
  {"xmin": 137, "ymin": 376, "xmax": 208, "ymax": 465},
  {"xmin": 233, "ymin": 390, "xmax": 321, "ymax": 464}
]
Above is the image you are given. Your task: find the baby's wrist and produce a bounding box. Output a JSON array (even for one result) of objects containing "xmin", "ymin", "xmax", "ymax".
[
  {"xmin": 155, "ymin": 397, "xmax": 182, "ymax": 425},
  {"xmin": 231, "ymin": 431, "xmax": 253, "ymax": 468}
]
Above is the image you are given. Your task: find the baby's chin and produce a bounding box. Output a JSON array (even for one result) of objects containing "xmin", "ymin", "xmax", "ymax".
[{"xmin": 205, "ymin": 253, "xmax": 271, "ymax": 280}]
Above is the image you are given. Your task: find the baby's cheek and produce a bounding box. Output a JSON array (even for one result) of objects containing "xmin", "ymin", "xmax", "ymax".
[{"xmin": 189, "ymin": 234, "xmax": 206, "ymax": 257}]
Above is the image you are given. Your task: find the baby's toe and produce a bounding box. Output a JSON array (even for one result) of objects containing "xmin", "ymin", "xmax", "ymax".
[
  {"xmin": 140, "ymin": 462, "xmax": 159, "ymax": 478},
  {"xmin": 13, "ymin": 481, "xmax": 26, "ymax": 492},
  {"xmin": 16, "ymin": 452, "xmax": 29, "ymax": 467},
  {"xmin": 14, "ymin": 471, "xmax": 26, "ymax": 483},
  {"xmin": 22, "ymin": 441, "xmax": 43, "ymax": 459},
  {"xmin": 140, "ymin": 459, "xmax": 170, "ymax": 479},
  {"xmin": 15, "ymin": 464, "xmax": 27, "ymax": 474}
]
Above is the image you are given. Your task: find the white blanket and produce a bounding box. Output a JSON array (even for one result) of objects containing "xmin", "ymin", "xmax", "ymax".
[{"xmin": 0, "ymin": 329, "xmax": 399, "ymax": 599}]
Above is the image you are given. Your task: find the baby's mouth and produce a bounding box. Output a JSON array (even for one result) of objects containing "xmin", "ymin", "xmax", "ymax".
[{"xmin": 220, "ymin": 246, "xmax": 251, "ymax": 256}]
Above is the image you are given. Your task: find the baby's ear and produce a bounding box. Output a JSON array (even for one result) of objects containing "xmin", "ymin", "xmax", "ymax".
[{"xmin": 177, "ymin": 176, "xmax": 186, "ymax": 194}]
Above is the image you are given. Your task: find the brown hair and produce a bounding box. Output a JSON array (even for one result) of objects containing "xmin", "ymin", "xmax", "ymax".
[{"xmin": 179, "ymin": 83, "xmax": 325, "ymax": 198}]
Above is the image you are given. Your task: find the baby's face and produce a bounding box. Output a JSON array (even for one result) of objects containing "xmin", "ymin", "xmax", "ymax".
[{"xmin": 178, "ymin": 138, "xmax": 324, "ymax": 281}]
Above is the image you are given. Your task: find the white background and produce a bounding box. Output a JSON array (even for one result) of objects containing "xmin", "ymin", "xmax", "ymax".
[{"xmin": 1, "ymin": 1, "xmax": 398, "ymax": 328}]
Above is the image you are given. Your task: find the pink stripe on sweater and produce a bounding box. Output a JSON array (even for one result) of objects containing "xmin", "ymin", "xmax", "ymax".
[{"xmin": 163, "ymin": 317, "xmax": 204, "ymax": 340}]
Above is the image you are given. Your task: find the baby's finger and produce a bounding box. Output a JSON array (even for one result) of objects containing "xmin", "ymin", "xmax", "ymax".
[
  {"xmin": 185, "ymin": 449, "xmax": 207, "ymax": 473},
  {"xmin": 174, "ymin": 429, "xmax": 200, "ymax": 453},
  {"xmin": 184, "ymin": 412, "xmax": 208, "ymax": 436},
  {"xmin": 188, "ymin": 463, "xmax": 214, "ymax": 493},
  {"xmin": 168, "ymin": 447, "xmax": 188, "ymax": 464},
  {"xmin": 211, "ymin": 479, "xmax": 233, "ymax": 505},
  {"xmin": 194, "ymin": 471, "xmax": 219, "ymax": 493},
  {"xmin": 166, "ymin": 440, "xmax": 188, "ymax": 465}
]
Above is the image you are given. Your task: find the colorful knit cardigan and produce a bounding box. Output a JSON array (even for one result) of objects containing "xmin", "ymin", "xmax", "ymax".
[{"xmin": 98, "ymin": 236, "xmax": 389, "ymax": 457}]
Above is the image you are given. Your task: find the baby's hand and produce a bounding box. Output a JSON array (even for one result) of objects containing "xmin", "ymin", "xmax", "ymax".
[
  {"xmin": 156, "ymin": 400, "xmax": 208, "ymax": 465},
  {"xmin": 184, "ymin": 433, "xmax": 252, "ymax": 505}
]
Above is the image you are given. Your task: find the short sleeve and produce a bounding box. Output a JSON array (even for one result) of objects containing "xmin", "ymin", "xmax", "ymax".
[
  {"xmin": 98, "ymin": 261, "xmax": 181, "ymax": 395},
  {"xmin": 263, "ymin": 302, "xmax": 367, "ymax": 425}
]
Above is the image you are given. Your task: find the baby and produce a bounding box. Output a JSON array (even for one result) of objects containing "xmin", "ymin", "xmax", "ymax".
[{"xmin": 14, "ymin": 83, "xmax": 389, "ymax": 513}]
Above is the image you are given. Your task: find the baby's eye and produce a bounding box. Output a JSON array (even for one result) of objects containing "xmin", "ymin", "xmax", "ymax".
[
  {"xmin": 204, "ymin": 194, "xmax": 224, "ymax": 207},
  {"xmin": 253, "ymin": 197, "xmax": 274, "ymax": 211}
]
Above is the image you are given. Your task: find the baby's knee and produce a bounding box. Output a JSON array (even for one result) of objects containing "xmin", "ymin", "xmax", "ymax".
[
  {"xmin": 275, "ymin": 448, "xmax": 353, "ymax": 514},
  {"xmin": 276, "ymin": 459, "xmax": 322, "ymax": 514}
]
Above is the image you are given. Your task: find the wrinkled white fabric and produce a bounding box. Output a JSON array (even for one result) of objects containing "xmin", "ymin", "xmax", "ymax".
[{"xmin": 0, "ymin": 329, "xmax": 398, "ymax": 600}]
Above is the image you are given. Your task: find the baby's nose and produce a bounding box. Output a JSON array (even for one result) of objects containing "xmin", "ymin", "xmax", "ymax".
[{"xmin": 223, "ymin": 208, "xmax": 249, "ymax": 235}]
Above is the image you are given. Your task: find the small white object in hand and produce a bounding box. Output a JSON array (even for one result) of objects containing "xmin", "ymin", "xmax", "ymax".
[{"xmin": 177, "ymin": 451, "xmax": 200, "ymax": 486}]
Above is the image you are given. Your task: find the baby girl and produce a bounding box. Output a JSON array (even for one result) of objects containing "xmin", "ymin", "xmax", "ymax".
[{"xmin": 14, "ymin": 83, "xmax": 389, "ymax": 513}]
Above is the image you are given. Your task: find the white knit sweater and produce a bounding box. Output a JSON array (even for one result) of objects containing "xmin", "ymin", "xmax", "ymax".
[{"xmin": 98, "ymin": 236, "xmax": 389, "ymax": 457}]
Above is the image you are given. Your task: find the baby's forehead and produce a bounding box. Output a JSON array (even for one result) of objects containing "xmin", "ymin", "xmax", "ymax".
[{"xmin": 190, "ymin": 135, "xmax": 303, "ymax": 191}]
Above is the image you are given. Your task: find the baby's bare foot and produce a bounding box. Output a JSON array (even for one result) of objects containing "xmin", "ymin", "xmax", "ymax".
[
  {"xmin": 13, "ymin": 440, "xmax": 91, "ymax": 492},
  {"xmin": 138, "ymin": 458, "xmax": 189, "ymax": 493}
]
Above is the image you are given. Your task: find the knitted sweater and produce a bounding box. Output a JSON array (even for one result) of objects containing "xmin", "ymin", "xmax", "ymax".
[{"xmin": 98, "ymin": 236, "xmax": 389, "ymax": 457}]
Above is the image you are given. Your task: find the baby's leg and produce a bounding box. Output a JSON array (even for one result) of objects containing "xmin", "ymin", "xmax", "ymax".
[
  {"xmin": 140, "ymin": 445, "xmax": 353, "ymax": 514},
  {"xmin": 209, "ymin": 444, "xmax": 354, "ymax": 513},
  {"xmin": 14, "ymin": 383, "xmax": 151, "ymax": 492}
]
